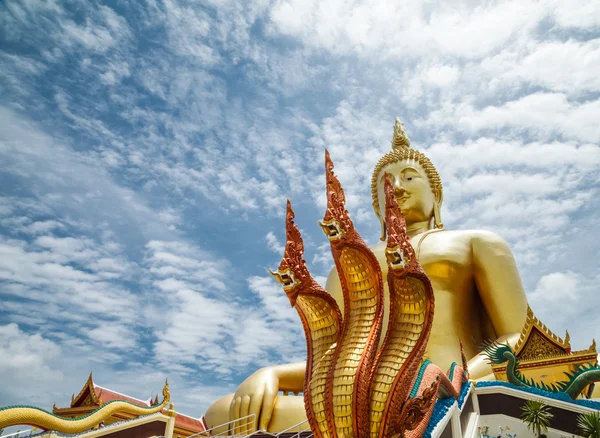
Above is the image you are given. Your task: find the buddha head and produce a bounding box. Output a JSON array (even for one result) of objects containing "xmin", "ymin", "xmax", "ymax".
[{"xmin": 371, "ymin": 117, "xmax": 443, "ymax": 240}]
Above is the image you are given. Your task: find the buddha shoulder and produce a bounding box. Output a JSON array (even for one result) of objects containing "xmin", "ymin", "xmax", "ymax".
[{"xmin": 370, "ymin": 229, "xmax": 511, "ymax": 260}]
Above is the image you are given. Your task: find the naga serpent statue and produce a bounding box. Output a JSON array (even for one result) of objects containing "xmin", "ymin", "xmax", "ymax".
[
  {"xmin": 483, "ymin": 342, "xmax": 600, "ymax": 399},
  {"xmin": 270, "ymin": 151, "xmax": 468, "ymax": 438},
  {"xmin": 0, "ymin": 379, "xmax": 171, "ymax": 433}
]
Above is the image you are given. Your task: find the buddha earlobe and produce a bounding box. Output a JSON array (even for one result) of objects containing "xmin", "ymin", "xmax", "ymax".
[{"xmin": 433, "ymin": 201, "xmax": 443, "ymax": 229}]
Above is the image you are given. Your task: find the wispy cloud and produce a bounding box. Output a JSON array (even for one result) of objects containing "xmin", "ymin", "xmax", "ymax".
[{"xmin": 1, "ymin": 0, "xmax": 599, "ymax": 421}]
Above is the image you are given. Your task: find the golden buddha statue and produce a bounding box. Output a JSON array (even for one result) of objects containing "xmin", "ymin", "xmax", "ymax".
[{"xmin": 204, "ymin": 117, "xmax": 529, "ymax": 433}]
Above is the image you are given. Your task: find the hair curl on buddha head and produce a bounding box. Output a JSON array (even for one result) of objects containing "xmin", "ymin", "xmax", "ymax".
[{"xmin": 371, "ymin": 117, "xmax": 443, "ymax": 240}]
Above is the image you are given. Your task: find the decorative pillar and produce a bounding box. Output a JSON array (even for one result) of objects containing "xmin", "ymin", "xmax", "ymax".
[{"xmin": 164, "ymin": 403, "xmax": 177, "ymax": 438}]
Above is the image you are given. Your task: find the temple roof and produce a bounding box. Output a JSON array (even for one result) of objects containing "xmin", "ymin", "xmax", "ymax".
[
  {"xmin": 64, "ymin": 372, "xmax": 153, "ymax": 409},
  {"xmin": 513, "ymin": 307, "xmax": 596, "ymax": 362},
  {"xmin": 55, "ymin": 372, "xmax": 206, "ymax": 433}
]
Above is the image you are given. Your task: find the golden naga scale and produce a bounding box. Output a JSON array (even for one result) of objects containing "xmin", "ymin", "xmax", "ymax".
[
  {"xmin": 271, "ymin": 151, "xmax": 468, "ymax": 438},
  {"xmin": 0, "ymin": 380, "xmax": 171, "ymax": 433}
]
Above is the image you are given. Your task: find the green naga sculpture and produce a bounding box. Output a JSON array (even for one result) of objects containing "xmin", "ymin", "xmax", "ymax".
[{"xmin": 483, "ymin": 342, "xmax": 600, "ymax": 399}]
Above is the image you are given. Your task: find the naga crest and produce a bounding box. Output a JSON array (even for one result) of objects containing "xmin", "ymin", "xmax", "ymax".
[
  {"xmin": 270, "ymin": 201, "xmax": 312, "ymax": 305},
  {"xmin": 319, "ymin": 150, "xmax": 352, "ymax": 241},
  {"xmin": 383, "ymin": 173, "xmax": 416, "ymax": 273},
  {"xmin": 271, "ymin": 151, "xmax": 467, "ymax": 438}
]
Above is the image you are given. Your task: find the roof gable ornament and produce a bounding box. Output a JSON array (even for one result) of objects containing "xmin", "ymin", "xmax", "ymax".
[
  {"xmin": 514, "ymin": 306, "xmax": 571, "ymax": 359},
  {"xmin": 69, "ymin": 371, "xmax": 100, "ymax": 408}
]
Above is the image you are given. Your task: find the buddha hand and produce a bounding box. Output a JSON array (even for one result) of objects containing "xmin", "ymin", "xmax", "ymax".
[{"xmin": 229, "ymin": 365, "xmax": 280, "ymax": 433}]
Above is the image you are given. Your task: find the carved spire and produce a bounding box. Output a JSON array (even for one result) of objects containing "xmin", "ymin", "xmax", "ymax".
[
  {"xmin": 163, "ymin": 378, "xmax": 170, "ymax": 403},
  {"xmin": 565, "ymin": 330, "xmax": 570, "ymax": 345},
  {"xmin": 591, "ymin": 339, "xmax": 597, "ymax": 352},
  {"xmin": 391, "ymin": 116, "xmax": 411, "ymax": 150},
  {"xmin": 283, "ymin": 200, "xmax": 304, "ymax": 261},
  {"xmin": 270, "ymin": 200, "xmax": 311, "ymax": 306},
  {"xmin": 320, "ymin": 150, "xmax": 352, "ymax": 240}
]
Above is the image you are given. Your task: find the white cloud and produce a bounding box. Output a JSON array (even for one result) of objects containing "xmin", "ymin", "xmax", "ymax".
[
  {"xmin": 265, "ymin": 231, "xmax": 284, "ymax": 254},
  {"xmin": 0, "ymin": 235, "xmax": 139, "ymax": 322},
  {"xmin": 86, "ymin": 324, "xmax": 138, "ymax": 350},
  {"xmin": 59, "ymin": 5, "xmax": 131, "ymax": 54},
  {"xmin": 549, "ymin": 0, "xmax": 600, "ymax": 29},
  {"xmin": 501, "ymin": 39, "xmax": 600, "ymax": 95},
  {"xmin": 530, "ymin": 271, "xmax": 579, "ymax": 304},
  {"xmin": 424, "ymin": 93, "xmax": 600, "ymax": 143},
  {"xmin": 99, "ymin": 61, "xmax": 131, "ymax": 85},
  {"xmin": 247, "ymin": 276, "xmax": 297, "ymax": 322},
  {"xmin": 25, "ymin": 220, "xmax": 65, "ymax": 234},
  {"xmin": 148, "ymin": 239, "xmax": 305, "ymax": 377},
  {"xmin": 269, "ymin": 0, "xmax": 547, "ymax": 59},
  {"xmin": 0, "ymin": 324, "xmax": 64, "ymax": 402},
  {"xmin": 424, "ymin": 65, "xmax": 460, "ymax": 87}
]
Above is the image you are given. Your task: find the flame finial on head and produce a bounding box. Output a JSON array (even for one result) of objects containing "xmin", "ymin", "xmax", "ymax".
[{"xmin": 391, "ymin": 116, "xmax": 411, "ymax": 150}]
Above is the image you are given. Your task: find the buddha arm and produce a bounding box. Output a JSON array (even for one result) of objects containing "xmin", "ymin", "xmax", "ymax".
[
  {"xmin": 277, "ymin": 361, "xmax": 307, "ymax": 392},
  {"xmin": 470, "ymin": 231, "xmax": 528, "ymax": 379}
]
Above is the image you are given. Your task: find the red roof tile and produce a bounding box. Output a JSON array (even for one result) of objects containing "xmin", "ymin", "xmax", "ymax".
[
  {"xmin": 174, "ymin": 413, "xmax": 206, "ymax": 432},
  {"xmin": 94, "ymin": 384, "xmax": 152, "ymax": 408}
]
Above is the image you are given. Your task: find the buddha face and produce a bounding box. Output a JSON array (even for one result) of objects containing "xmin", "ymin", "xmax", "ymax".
[{"xmin": 376, "ymin": 159, "xmax": 436, "ymax": 226}]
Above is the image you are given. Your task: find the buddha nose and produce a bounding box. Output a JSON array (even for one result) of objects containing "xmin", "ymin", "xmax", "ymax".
[{"xmin": 393, "ymin": 178, "xmax": 405, "ymax": 194}]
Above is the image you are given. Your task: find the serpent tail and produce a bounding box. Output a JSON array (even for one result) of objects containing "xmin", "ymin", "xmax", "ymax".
[
  {"xmin": 483, "ymin": 342, "xmax": 600, "ymax": 398},
  {"xmin": 0, "ymin": 380, "xmax": 170, "ymax": 433}
]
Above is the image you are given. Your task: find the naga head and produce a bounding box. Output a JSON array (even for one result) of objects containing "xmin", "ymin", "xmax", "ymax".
[
  {"xmin": 383, "ymin": 173, "xmax": 417, "ymax": 275},
  {"xmin": 319, "ymin": 150, "xmax": 353, "ymax": 242},
  {"xmin": 372, "ymin": 117, "xmax": 443, "ymax": 240},
  {"xmin": 270, "ymin": 200, "xmax": 309, "ymax": 306}
]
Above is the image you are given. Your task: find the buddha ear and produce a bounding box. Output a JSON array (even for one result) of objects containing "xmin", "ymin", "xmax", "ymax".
[{"xmin": 433, "ymin": 189, "xmax": 443, "ymax": 229}]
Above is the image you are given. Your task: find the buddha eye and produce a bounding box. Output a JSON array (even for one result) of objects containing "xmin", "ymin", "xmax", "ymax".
[{"xmin": 406, "ymin": 177, "xmax": 413, "ymax": 181}]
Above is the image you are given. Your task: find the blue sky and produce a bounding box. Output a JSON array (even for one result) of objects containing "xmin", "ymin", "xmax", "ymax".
[{"xmin": 1, "ymin": 0, "xmax": 600, "ymax": 422}]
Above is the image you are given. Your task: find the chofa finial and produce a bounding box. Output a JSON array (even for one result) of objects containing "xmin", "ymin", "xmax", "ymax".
[{"xmin": 391, "ymin": 116, "xmax": 411, "ymax": 150}]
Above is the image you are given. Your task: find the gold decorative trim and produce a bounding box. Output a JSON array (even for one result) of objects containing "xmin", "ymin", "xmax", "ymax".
[
  {"xmin": 514, "ymin": 307, "xmax": 570, "ymax": 357},
  {"xmin": 64, "ymin": 372, "xmax": 100, "ymax": 409}
]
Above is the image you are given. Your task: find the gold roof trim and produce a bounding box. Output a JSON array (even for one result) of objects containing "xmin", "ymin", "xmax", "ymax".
[
  {"xmin": 491, "ymin": 349, "xmax": 598, "ymax": 367},
  {"xmin": 58, "ymin": 371, "xmax": 99, "ymax": 410},
  {"xmin": 513, "ymin": 307, "xmax": 570, "ymax": 357}
]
